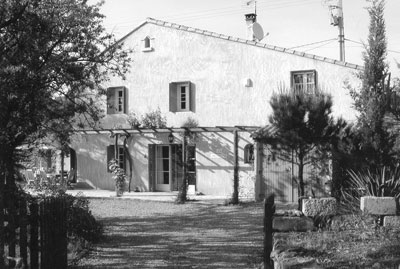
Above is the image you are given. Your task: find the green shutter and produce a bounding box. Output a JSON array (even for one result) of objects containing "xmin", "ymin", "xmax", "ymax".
[
  {"xmin": 169, "ymin": 83, "xmax": 177, "ymax": 112},
  {"xmin": 106, "ymin": 145, "xmax": 115, "ymax": 172},
  {"xmin": 148, "ymin": 144, "xmax": 156, "ymax": 191},
  {"xmin": 188, "ymin": 82, "xmax": 194, "ymax": 112},
  {"xmin": 106, "ymin": 88, "xmax": 116, "ymax": 114},
  {"xmin": 171, "ymin": 144, "xmax": 183, "ymax": 191},
  {"xmin": 187, "ymin": 145, "xmax": 196, "ymax": 185},
  {"xmin": 123, "ymin": 87, "xmax": 128, "ymax": 114}
]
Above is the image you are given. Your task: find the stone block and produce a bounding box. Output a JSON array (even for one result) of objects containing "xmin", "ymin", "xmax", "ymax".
[
  {"xmin": 302, "ymin": 198, "xmax": 337, "ymax": 217},
  {"xmin": 383, "ymin": 216, "xmax": 400, "ymax": 227},
  {"xmin": 273, "ymin": 217, "xmax": 315, "ymax": 232},
  {"xmin": 360, "ymin": 196, "xmax": 396, "ymax": 215}
]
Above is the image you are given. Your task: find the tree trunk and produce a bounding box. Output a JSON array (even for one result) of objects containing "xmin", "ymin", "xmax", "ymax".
[
  {"xmin": 123, "ymin": 136, "xmax": 133, "ymax": 192},
  {"xmin": 0, "ymin": 159, "xmax": 5, "ymax": 269},
  {"xmin": 177, "ymin": 135, "xmax": 187, "ymax": 203},
  {"xmin": 5, "ymin": 159, "xmax": 16, "ymax": 267},
  {"xmin": 297, "ymin": 153, "xmax": 305, "ymax": 210}
]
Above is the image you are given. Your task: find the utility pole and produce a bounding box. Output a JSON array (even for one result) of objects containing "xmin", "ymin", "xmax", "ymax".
[
  {"xmin": 324, "ymin": 0, "xmax": 345, "ymax": 61},
  {"xmin": 337, "ymin": 0, "xmax": 345, "ymax": 62}
]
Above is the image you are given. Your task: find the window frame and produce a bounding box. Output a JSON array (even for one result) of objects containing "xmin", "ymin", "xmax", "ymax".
[
  {"xmin": 169, "ymin": 81, "xmax": 193, "ymax": 113},
  {"xmin": 177, "ymin": 82, "xmax": 190, "ymax": 112},
  {"xmin": 290, "ymin": 70, "xmax": 317, "ymax": 93},
  {"xmin": 142, "ymin": 36, "xmax": 153, "ymax": 52},
  {"xmin": 106, "ymin": 86, "xmax": 127, "ymax": 115},
  {"xmin": 107, "ymin": 145, "xmax": 126, "ymax": 172},
  {"xmin": 244, "ymin": 144, "xmax": 254, "ymax": 164}
]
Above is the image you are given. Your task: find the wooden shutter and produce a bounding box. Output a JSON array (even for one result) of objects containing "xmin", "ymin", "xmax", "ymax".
[
  {"xmin": 169, "ymin": 83, "xmax": 177, "ymax": 112},
  {"xmin": 106, "ymin": 88, "xmax": 116, "ymax": 114},
  {"xmin": 106, "ymin": 145, "xmax": 115, "ymax": 172},
  {"xmin": 171, "ymin": 144, "xmax": 183, "ymax": 191},
  {"xmin": 122, "ymin": 87, "xmax": 128, "ymax": 114},
  {"xmin": 187, "ymin": 145, "xmax": 196, "ymax": 185},
  {"xmin": 148, "ymin": 144, "xmax": 156, "ymax": 191},
  {"xmin": 188, "ymin": 82, "xmax": 193, "ymax": 112}
]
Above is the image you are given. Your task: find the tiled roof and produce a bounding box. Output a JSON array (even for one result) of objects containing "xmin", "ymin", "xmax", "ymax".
[{"xmin": 119, "ymin": 17, "xmax": 363, "ymax": 71}]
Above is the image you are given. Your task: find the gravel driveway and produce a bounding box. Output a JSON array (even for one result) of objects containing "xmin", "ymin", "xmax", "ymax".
[{"xmin": 73, "ymin": 199, "xmax": 265, "ymax": 268}]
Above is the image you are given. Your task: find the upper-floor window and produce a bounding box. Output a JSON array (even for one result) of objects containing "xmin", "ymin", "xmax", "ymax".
[
  {"xmin": 169, "ymin": 81, "xmax": 193, "ymax": 112},
  {"xmin": 142, "ymin": 36, "xmax": 153, "ymax": 52},
  {"xmin": 291, "ymin": 70, "xmax": 317, "ymax": 93},
  {"xmin": 107, "ymin": 87, "xmax": 127, "ymax": 114}
]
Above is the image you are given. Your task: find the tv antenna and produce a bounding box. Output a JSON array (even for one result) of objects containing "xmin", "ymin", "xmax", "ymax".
[{"xmin": 322, "ymin": 0, "xmax": 345, "ymax": 61}]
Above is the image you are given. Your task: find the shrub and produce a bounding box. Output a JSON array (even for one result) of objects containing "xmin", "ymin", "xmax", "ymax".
[
  {"xmin": 127, "ymin": 107, "xmax": 167, "ymax": 129},
  {"xmin": 64, "ymin": 193, "xmax": 103, "ymax": 243},
  {"xmin": 340, "ymin": 166, "xmax": 400, "ymax": 211},
  {"xmin": 109, "ymin": 159, "xmax": 127, "ymax": 195}
]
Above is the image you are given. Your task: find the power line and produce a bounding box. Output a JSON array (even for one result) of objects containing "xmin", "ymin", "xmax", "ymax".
[
  {"xmin": 345, "ymin": 38, "xmax": 400, "ymax": 54},
  {"xmin": 104, "ymin": 0, "xmax": 320, "ymax": 28},
  {"xmin": 288, "ymin": 38, "xmax": 337, "ymax": 49},
  {"xmin": 303, "ymin": 39, "xmax": 338, "ymax": 52}
]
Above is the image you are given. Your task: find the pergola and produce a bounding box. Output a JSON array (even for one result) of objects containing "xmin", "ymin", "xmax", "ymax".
[{"xmin": 75, "ymin": 125, "xmax": 275, "ymax": 196}]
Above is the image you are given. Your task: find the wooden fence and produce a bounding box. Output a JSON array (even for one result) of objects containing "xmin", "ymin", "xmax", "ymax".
[{"xmin": 4, "ymin": 196, "xmax": 68, "ymax": 268}]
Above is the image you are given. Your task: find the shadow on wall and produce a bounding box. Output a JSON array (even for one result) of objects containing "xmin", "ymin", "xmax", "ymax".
[
  {"xmin": 196, "ymin": 133, "xmax": 234, "ymax": 165},
  {"xmin": 72, "ymin": 134, "xmax": 115, "ymax": 190}
]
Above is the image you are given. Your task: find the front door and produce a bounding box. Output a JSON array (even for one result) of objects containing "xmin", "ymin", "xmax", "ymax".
[{"xmin": 149, "ymin": 144, "xmax": 193, "ymax": 192}]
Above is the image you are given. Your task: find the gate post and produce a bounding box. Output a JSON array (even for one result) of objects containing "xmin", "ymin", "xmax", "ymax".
[{"xmin": 264, "ymin": 194, "xmax": 275, "ymax": 269}]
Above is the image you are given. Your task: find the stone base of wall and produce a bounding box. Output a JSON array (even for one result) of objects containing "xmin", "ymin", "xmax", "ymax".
[
  {"xmin": 302, "ymin": 198, "xmax": 337, "ymax": 217},
  {"xmin": 384, "ymin": 216, "xmax": 400, "ymax": 227},
  {"xmin": 273, "ymin": 217, "xmax": 314, "ymax": 232},
  {"xmin": 360, "ymin": 196, "xmax": 396, "ymax": 215}
]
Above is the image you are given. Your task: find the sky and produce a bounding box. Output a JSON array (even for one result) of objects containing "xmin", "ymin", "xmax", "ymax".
[{"xmin": 97, "ymin": 0, "xmax": 400, "ymax": 75}]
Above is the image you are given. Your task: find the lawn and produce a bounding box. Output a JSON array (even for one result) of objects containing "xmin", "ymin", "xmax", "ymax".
[{"xmin": 72, "ymin": 199, "xmax": 266, "ymax": 269}]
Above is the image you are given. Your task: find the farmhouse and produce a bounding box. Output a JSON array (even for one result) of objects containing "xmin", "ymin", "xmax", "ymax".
[{"xmin": 70, "ymin": 16, "xmax": 361, "ymax": 201}]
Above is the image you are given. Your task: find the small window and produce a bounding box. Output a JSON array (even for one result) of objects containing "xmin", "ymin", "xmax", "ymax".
[
  {"xmin": 107, "ymin": 145, "xmax": 125, "ymax": 172},
  {"xmin": 169, "ymin": 81, "xmax": 193, "ymax": 112},
  {"xmin": 291, "ymin": 70, "xmax": 317, "ymax": 93},
  {"xmin": 244, "ymin": 144, "xmax": 254, "ymax": 164},
  {"xmin": 142, "ymin": 36, "xmax": 153, "ymax": 52},
  {"xmin": 107, "ymin": 87, "xmax": 127, "ymax": 114}
]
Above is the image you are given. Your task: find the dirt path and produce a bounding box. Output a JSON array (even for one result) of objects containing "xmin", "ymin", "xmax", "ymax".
[{"xmin": 73, "ymin": 199, "xmax": 265, "ymax": 268}]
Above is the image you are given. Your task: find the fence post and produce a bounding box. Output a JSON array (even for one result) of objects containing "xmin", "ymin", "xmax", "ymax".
[
  {"xmin": 264, "ymin": 194, "xmax": 275, "ymax": 269},
  {"xmin": 19, "ymin": 197, "xmax": 28, "ymax": 266},
  {"xmin": 29, "ymin": 199, "xmax": 39, "ymax": 269}
]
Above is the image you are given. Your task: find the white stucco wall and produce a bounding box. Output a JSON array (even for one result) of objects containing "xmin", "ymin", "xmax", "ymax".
[
  {"xmin": 102, "ymin": 22, "xmax": 359, "ymax": 129},
  {"xmin": 73, "ymin": 21, "xmax": 361, "ymax": 195}
]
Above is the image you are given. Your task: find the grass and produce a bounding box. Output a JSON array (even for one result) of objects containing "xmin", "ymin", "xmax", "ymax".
[{"xmin": 275, "ymin": 212, "xmax": 400, "ymax": 268}]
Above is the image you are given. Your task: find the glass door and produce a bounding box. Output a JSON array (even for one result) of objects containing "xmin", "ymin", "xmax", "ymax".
[{"xmin": 155, "ymin": 145, "xmax": 170, "ymax": 191}]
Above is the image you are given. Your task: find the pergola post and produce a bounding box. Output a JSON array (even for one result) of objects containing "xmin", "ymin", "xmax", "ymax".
[{"xmin": 232, "ymin": 130, "xmax": 239, "ymax": 204}]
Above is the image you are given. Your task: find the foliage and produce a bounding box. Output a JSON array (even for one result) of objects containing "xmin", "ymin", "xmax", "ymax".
[
  {"xmin": 256, "ymin": 87, "xmax": 340, "ymax": 197},
  {"xmin": 64, "ymin": 193, "xmax": 103, "ymax": 243},
  {"xmin": 350, "ymin": 0, "xmax": 397, "ymax": 169},
  {"xmin": 181, "ymin": 116, "xmax": 199, "ymax": 142},
  {"xmin": 127, "ymin": 108, "xmax": 167, "ymax": 128},
  {"xmin": 0, "ymin": 1, "xmax": 129, "ymax": 264},
  {"xmin": 340, "ymin": 167, "xmax": 400, "ymax": 212},
  {"xmin": 109, "ymin": 159, "xmax": 126, "ymax": 194}
]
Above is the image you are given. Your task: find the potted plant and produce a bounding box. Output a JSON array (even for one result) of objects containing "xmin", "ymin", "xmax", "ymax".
[{"xmin": 109, "ymin": 159, "xmax": 126, "ymax": 197}]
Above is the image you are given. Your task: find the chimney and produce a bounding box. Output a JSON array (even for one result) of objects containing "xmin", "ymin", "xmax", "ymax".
[{"xmin": 245, "ymin": 13, "xmax": 257, "ymax": 41}]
